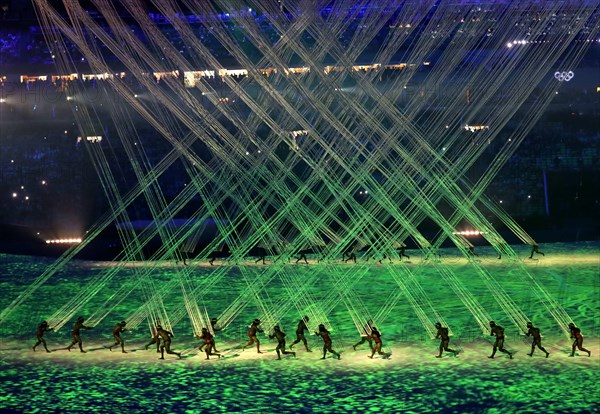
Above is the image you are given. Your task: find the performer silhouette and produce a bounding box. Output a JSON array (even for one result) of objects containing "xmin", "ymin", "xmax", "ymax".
[
  {"xmin": 398, "ymin": 244, "xmax": 410, "ymax": 261},
  {"xmin": 33, "ymin": 321, "xmax": 52, "ymax": 353},
  {"xmin": 269, "ymin": 326, "xmax": 296, "ymax": 360},
  {"xmin": 290, "ymin": 316, "xmax": 311, "ymax": 352},
  {"xmin": 242, "ymin": 319, "xmax": 264, "ymax": 353},
  {"xmin": 342, "ymin": 252, "xmax": 356, "ymax": 263},
  {"xmin": 353, "ymin": 319, "xmax": 374, "ymax": 351},
  {"xmin": 66, "ymin": 316, "xmax": 92, "ymax": 353},
  {"xmin": 108, "ymin": 321, "xmax": 127, "ymax": 353},
  {"xmin": 198, "ymin": 317, "xmax": 222, "ymax": 353},
  {"xmin": 175, "ymin": 250, "xmax": 188, "ymax": 266},
  {"xmin": 315, "ymin": 324, "xmax": 341, "ymax": 360},
  {"xmin": 157, "ymin": 325, "xmax": 181, "ymax": 359},
  {"xmin": 488, "ymin": 321, "xmax": 512, "ymax": 359},
  {"xmin": 568, "ymin": 323, "xmax": 591, "ymax": 357},
  {"xmin": 435, "ymin": 322, "xmax": 458, "ymax": 358},
  {"xmin": 196, "ymin": 327, "xmax": 220, "ymax": 360},
  {"xmin": 295, "ymin": 251, "xmax": 309, "ymax": 264},
  {"xmin": 254, "ymin": 247, "xmax": 267, "ymax": 265},
  {"xmin": 145, "ymin": 323, "xmax": 161, "ymax": 352},
  {"xmin": 525, "ymin": 322, "xmax": 549, "ymax": 358},
  {"xmin": 377, "ymin": 254, "xmax": 392, "ymax": 264},
  {"xmin": 343, "ymin": 245, "xmax": 357, "ymax": 263},
  {"xmin": 369, "ymin": 327, "xmax": 390, "ymax": 359},
  {"xmin": 529, "ymin": 244, "xmax": 545, "ymax": 259}
]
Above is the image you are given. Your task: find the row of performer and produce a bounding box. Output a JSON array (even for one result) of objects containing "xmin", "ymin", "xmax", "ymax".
[
  {"xmin": 32, "ymin": 317, "xmax": 592, "ymax": 361},
  {"xmin": 192, "ymin": 244, "xmax": 546, "ymax": 266}
]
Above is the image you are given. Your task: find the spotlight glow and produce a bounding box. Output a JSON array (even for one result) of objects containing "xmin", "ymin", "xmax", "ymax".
[
  {"xmin": 452, "ymin": 230, "xmax": 486, "ymax": 236},
  {"xmin": 45, "ymin": 238, "xmax": 82, "ymax": 244}
]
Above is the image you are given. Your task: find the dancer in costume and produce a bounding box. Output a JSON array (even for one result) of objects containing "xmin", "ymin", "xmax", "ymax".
[
  {"xmin": 242, "ymin": 319, "xmax": 264, "ymax": 353},
  {"xmin": 488, "ymin": 321, "xmax": 512, "ymax": 359},
  {"xmin": 290, "ymin": 316, "xmax": 311, "ymax": 352},
  {"xmin": 196, "ymin": 327, "xmax": 220, "ymax": 360},
  {"xmin": 369, "ymin": 327, "xmax": 391, "ymax": 359},
  {"xmin": 108, "ymin": 321, "xmax": 127, "ymax": 353},
  {"xmin": 33, "ymin": 321, "xmax": 53, "ymax": 353},
  {"xmin": 435, "ymin": 322, "xmax": 458, "ymax": 358},
  {"xmin": 568, "ymin": 323, "xmax": 591, "ymax": 357},
  {"xmin": 199, "ymin": 318, "xmax": 222, "ymax": 353},
  {"xmin": 525, "ymin": 322, "xmax": 549, "ymax": 358},
  {"xmin": 315, "ymin": 324, "xmax": 341, "ymax": 360},
  {"xmin": 66, "ymin": 316, "xmax": 92, "ymax": 353},
  {"xmin": 269, "ymin": 326, "xmax": 296, "ymax": 360}
]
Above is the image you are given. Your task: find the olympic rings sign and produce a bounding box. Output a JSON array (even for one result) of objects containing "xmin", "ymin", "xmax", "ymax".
[{"xmin": 554, "ymin": 71, "xmax": 574, "ymax": 82}]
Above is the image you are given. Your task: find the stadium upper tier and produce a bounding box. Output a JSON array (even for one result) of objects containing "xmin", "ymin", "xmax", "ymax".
[{"xmin": 1, "ymin": 3, "xmax": 598, "ymax": 71}]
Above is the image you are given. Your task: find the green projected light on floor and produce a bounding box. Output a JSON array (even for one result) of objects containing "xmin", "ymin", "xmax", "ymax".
[{"xmin": 0, "ymin": 244, "xmax": 598, "ymax": 412}]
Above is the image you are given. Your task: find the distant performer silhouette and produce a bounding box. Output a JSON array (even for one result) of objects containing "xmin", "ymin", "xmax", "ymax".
[
  {"xmin": 295, "ymin": 250, "xmax": 309, "ymax": 264},
  {"xmin": 529, "ymin": 244, "xmax": 545, "ymax": 259},
  {"xmin": 343, "ymin": 246, "xmax": 357, "ymax": 263},
  {"xmin": 467, "ymin": 246, "xmax": 479, "ymax": 259},
  {"xmin": 254, "ymin": 247, "xmax": 267, "ymax": 265},
  {"xmin": 398, "ymin": 244, "xmax": 410, "ymax": 261}
]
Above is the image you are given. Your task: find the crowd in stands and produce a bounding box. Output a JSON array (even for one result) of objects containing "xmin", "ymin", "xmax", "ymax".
[
  {"xmin": 1, "ymin": 6, "xmax": 598, "ymax": 231},
  {"xmin": 1, "ymin": 77, "xmax": 597, "ymax": 231}
]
